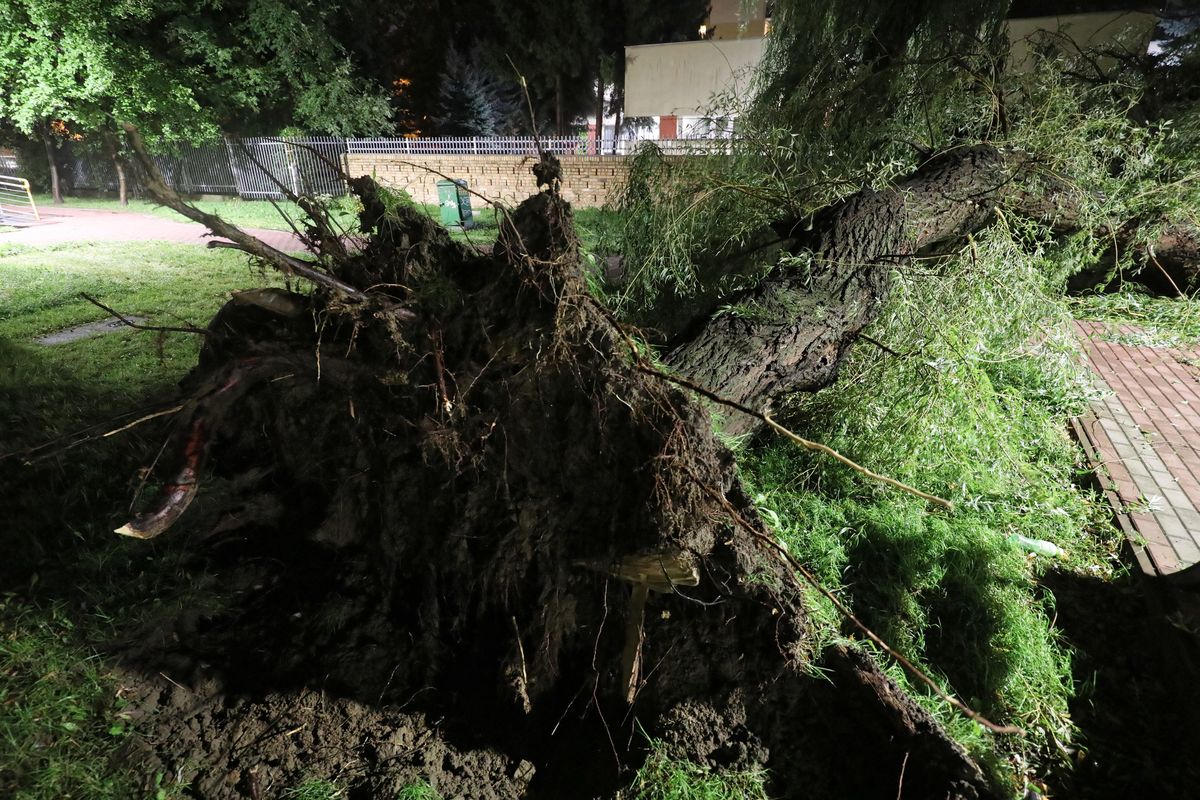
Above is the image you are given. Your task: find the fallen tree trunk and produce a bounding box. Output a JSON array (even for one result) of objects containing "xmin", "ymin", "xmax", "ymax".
[
  {"xmin": 665, "ymin": 145, "xmax": 1014, "ymax": 435},
  {"xmin": 657, "ymin": 145, "xmax": 1199, "ymax": 434},
  {"xmin": 107, "ymin": 140, "xmax": 1002, "ymax": 797}
]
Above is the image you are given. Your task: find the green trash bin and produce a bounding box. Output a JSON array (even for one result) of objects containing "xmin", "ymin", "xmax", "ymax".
[{"xmin": 436, "ymin": 179, "xmax": 474, "ymax": 229}]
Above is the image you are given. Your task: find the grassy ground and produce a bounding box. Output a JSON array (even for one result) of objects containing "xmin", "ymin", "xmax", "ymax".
[
  {"xmin": 1, "ymin": 241, "xmax": 283, "ymax": 799},
  {"xmin": 32, "ymin": 192, "xmax": 358, "ymax": 233},
  {"xmin": 0, "ymin": 241, "xmax": 283, "ymax": 421},
  {"xmin": 0, "ymin": 602, "xmax": 134, "ymax": 799}
]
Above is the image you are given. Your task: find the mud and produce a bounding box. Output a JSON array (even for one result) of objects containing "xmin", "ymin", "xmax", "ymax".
[{"xmin": 119, "ymin": 675, "xmax": 530, "ymax": 799}]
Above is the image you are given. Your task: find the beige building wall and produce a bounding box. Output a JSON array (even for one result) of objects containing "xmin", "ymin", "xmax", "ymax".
[
  {"xmin": 623, "ymin": 37, "xmax": 766, "ymax": 117},
  {"xmin": 1005, "ymin": 12, "xmax": 1158, "ymax": 71},
  {"xmin": 623, "ymin": 11, "xmax": 1157, "ymax": 118},
  {"xmin": 706, "ymin": 0, "xmax": 768, "ymax": 39},
  {"xmin": 345, "ymin": 153, "xmax": 632, "ymax": 209}
]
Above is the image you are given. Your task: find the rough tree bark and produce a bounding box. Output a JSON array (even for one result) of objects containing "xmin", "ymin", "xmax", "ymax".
[
  {"xmin": 664, "ymin": 145, "xmax": 1015, "ymax": 434},
  {"xmin": 657, "ymin": 145, "xmax": 1199, "ymax": 434}
]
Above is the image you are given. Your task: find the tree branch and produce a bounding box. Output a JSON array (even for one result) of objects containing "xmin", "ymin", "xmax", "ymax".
[
  {"xmin": 120, "ymin": 123, "xmax": 368, "ymax": 301},
  {"xmin": 80, "ymin": 293, "xmax": 207, "ymax": 336}
]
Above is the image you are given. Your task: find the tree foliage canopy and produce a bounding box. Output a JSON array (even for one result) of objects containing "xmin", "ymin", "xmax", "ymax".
[{"xmin": 0, "ymin": 0, "xmax": 392, "ymax": 143}]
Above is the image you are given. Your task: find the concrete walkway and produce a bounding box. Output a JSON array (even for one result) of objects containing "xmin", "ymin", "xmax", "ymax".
[
  {"xmin": 1074, "ymin": 320, "xmax": 1200, "ymax": 582},
  {"xmin": 0, "ymin": 205, "xmax": 305, "ymax": 252}
]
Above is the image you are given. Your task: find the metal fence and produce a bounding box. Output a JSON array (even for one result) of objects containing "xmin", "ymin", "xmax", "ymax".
[
  {"xmin": 226, "ymin": 137, "xmax": 347, "ymax": 198},
  {"xmin": 345, "ymin": 136, "xmax": 728, "ymax": 156},
  {"xmin": 348, "ymin": 136, "xmax": 615, "ymax": 155},
  {"xmin": 62, "ymin": 135, "xmax": 727, "ymax": 199},
  {"xmin": 157, "ymin": 143, "xmax": 238, "ymax": 194},
  {"xmin": 71, "ymin": 143, "xmax": 236, "ymax": 196},
  {"xmin": 70, "ymin": 137, "xmax": 347, "ymax": 199}
]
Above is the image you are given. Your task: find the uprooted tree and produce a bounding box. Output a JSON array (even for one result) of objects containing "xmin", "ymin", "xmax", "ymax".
[
  {"xmin": 111, "ymin": 127, "xmax": 1013, "ymax": 798},
  {"xmin": 107, "ymin": 117, "xmax": 1198, "ymax": 799},
  {"xmin": 66, "ymin": 4, "xmax": 1200, "ymax": 797}
]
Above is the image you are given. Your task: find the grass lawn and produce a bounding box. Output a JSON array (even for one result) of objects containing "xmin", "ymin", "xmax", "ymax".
[
  {"xmin": 1, "ymin": 241, "xmax": 284, "ymax": 424},
  {"xmin": 32, "ymin": 192, "xmax": 359, "ymax": 233},
  {"xmin": 1, "ymin": 240, "xmax": 285, "ymax": 799},
  {"xmin": 29, "ymin": 193, "xmax": 617, "ymax": 255}
]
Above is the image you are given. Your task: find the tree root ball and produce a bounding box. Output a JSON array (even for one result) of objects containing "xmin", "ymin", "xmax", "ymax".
[{"xmin": 115, "ymin": 183, "xmax": 997, "ymax": 799}]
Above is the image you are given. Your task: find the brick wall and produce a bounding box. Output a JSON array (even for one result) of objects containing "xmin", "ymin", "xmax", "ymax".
[{"xmin": 344, "ymin": 153, "xmax": 632, "ymax": 209}]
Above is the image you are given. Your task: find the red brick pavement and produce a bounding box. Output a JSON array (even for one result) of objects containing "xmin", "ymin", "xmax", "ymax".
[
  {"xmin": 1075, "ymin": 320, "xmax": 1200, "ymax": 578},
  {"xmin": 0, "ymin": 205, "xmax": 305, "ymax": 252}
]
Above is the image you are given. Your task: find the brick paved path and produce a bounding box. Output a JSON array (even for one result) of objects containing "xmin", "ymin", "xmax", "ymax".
[
  {"xmin": 1074, "ymin": 320, "xmax": 1200, "ymax": 580},
  {"xmin": 0, "ymin": 205, "xmax": 304, "ymax": 252}
]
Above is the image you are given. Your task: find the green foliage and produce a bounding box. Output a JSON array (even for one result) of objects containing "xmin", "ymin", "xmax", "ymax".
[
  {"xmin": 608, "ymin": 139, "xmax": 780, "ymax": 316},
  {"xmin": 0, "ymin": 0, "xmax": 392, "ymax": 148},
  {"xmin": 1000, "ymin": 56, "xmax": 1198, "ymax": 269},
  {"xmin": 212, "ymin": 0, "xmax": 392, "ymax": 136},
  {"xmin": 0, "ymin": 0, "xmax": 205, "ymax": 138},
  {"xmin": 620, "ymin": 742, "xmax": 770, "ymax": 800},
  {"xmin": 1069, "ymin": 287, "xmax": 1200, "ymax": 348},
  {"xmin": 739, "ymin": 223, "xmax": 1124, "ymax": 783},
  {"xmin": 611, "ymin": 5, "xmax": 1199, "ymax": 320},
  {"xmin": 0, "ymin": 600, "xmax": 134, "ymax": 799},
  {"xmin": 753, "ymin": 0, "xmax": 1009, "ymax": 173}
]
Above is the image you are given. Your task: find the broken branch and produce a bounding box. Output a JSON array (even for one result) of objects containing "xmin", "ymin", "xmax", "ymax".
[
  {"xmin": 120, "ymin": 123, "xmax": 367, "ymax": 301},
  {"xmin": 80, "ymin": 293, "xmax": 207, "ymax": 336}
]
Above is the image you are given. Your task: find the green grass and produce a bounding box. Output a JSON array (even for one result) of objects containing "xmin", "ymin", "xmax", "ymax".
[
  {"xmin": 0, "ymin": 241, "xmax": 286, "ymax": 436},
  {"xmin": 619, "ymin": 743, "xmax": 770, "ymax": 800},
  {"xmin": 396, "ymin": 782, "xmax": 443, "ymax": 800},
  {"xmin": 0, "ymin": 600, "xmax": 135, "ymax": 800},
  {"xmin": 29, "ymin": 192, "xmax": 617, "ymax": 253},
  {"xmin": 32, "ymin": 193, "xmax": 358, "ymax": 233},
  {"xmin": 737, "ymin": 224, "xmax": 1125, "ymax": 788}
]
